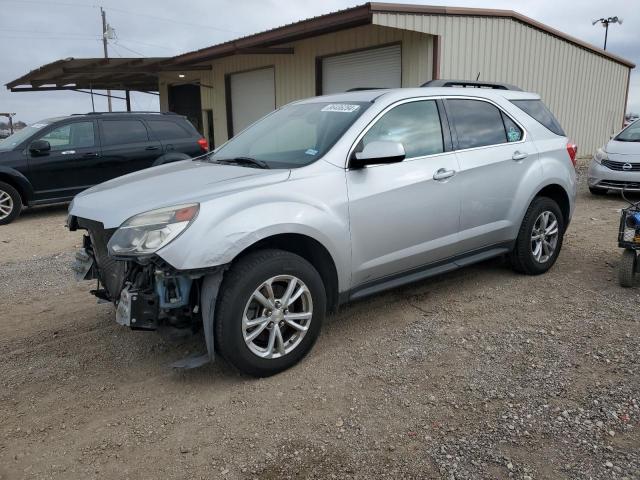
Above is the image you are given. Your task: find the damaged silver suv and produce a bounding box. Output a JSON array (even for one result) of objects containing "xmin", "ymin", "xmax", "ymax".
[{"xmin": 68, "ymin": 85, "xmax": 577, "ymax": 376}]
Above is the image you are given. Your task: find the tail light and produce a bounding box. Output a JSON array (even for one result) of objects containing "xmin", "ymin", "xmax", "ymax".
[
  {"xmin": 566, "ymin": 141, "xmax": 577, "ymax": 167},
  {"xmin": 197, "ymin": 138, "xmax": 209, "ymax": 152}
]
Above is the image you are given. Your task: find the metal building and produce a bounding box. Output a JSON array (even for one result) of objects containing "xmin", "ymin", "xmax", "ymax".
[{"xmin": 7, "ymin": 3, "xmax": 635, "ymax": 154}]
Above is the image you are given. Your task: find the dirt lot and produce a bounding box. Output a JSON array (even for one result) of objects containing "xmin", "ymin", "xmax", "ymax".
[{"xmin": 1, "ymin": 162, "xmax": 638, "ymax": 480}]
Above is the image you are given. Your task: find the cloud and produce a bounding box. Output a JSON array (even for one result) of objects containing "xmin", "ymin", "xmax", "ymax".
[{"xmin": 1, "ymin": 0, "xmax": 637, "ymax": 122}]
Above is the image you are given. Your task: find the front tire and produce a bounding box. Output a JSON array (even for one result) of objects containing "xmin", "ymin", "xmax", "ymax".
[
  {"xmin": 0, "ymin": 181, "xmax": 22, "ymax": 225},
  {"xmin": 618, "ymin": 249, "xmax": 637, "ymax": 288},
  {"xmin": 215, "ymin": 249, "xmax": 326, "ymax": 377},
  {"xmin": 510, "ymin": 197, "xmax": 565, "ymax": 275}
]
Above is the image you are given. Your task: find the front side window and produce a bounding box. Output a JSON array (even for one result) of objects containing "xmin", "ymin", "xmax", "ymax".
[
  {"xmin": 209, "ymin": 101, "xmax": 370, "ymax": 169},
  {"xmin": 39, "ymin": 122, "xmax": 95, "ymax": 150},
  {"xmin": 448, "ymin": 99, "xmax": 512, "ymax": 150},
  {"xmin": 358, "ymin": 100, "xmax": 444, "ymax": 158},
  {"xmin": 101, "ymin": 120, "xmax": 149, "ymax": 146}
]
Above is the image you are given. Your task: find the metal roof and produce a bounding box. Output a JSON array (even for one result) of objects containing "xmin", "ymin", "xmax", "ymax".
[
  {"xmin": 170, "ymin": 2, "xmax": 634, "ymax": 68},
  {"xmin": 5, "ymin": 57, "xmax": 211, "ymax": 93}
]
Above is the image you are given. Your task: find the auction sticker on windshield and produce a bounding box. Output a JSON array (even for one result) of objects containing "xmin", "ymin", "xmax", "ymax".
[{"xmin": 321, "ymin": 104, "xmax": 360, "ymax": 113}]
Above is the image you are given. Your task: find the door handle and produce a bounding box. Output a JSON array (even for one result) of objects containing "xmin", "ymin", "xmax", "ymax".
[
  {"xmin": 512, "ymin": 151, "xmax": 528, "ymax": 161},
  {"xmin": 145, "ymin": 145, "xmax": 160, "ymax": 151},
  {"xmin": 83, "ymin": 152, "xmax": 99, "ymax": 158},
  {"xmin": 61, "ymin": 150, "xmax": 76, "ymax": 155},
  {"xmin": 433, "ymin": 168, "xmax": 456, "ymax": 181}
]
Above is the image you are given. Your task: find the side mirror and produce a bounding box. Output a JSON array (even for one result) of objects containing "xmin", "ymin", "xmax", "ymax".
[
  {"xmin": 351, "ymin": 141, "xmax": 406, "ymax": 168},
  {"xmin": 29, "ymin": 139, "xmax": 51, "ymax": 155}
]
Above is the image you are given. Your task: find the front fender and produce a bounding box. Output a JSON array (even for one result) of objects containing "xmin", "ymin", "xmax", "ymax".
[
  {"xmin": 158, "ymin": 195, "xmax": 351, "ymax": 291},
  {"xmin": 151, "ymin": 152, "xmax": 191, "ymax": 167},
  {"xmin": 0, "ymin": 166, "xmax": 34, "ymax": 203}
]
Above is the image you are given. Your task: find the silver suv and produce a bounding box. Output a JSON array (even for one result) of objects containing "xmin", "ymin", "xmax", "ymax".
[{"xmin": 68, "ymin": 85, "xmax": 577, "ymax": 376}]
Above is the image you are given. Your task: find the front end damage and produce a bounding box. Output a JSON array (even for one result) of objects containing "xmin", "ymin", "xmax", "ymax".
[{"xmin": 69, "ymin": 216, "xmax": 224, "ymax": 369}]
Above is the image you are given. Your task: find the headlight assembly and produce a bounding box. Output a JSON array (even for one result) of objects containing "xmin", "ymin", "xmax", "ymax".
[
  {"xmin": 593, "ymin": 148, "xmax": 608, "ymax": 164},
  {"xmin": 107, "ymin": 203, "xmax": 199, "ymax": 257}
]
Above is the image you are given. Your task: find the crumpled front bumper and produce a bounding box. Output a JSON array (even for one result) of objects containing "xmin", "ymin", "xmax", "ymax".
[{"xmin": 69, "ymin": 215, "xmax": 226, "ymax": 369}]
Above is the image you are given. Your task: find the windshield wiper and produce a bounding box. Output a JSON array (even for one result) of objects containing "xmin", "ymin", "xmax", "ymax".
[{"xmin": 214, "ymin": 156, "xmax": 270, "ymax": 169}]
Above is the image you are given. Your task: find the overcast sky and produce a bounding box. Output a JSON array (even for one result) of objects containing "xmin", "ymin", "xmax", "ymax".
[{"xmin": 0, "ymin": 0, "xmax": 638, "ymax": 123}]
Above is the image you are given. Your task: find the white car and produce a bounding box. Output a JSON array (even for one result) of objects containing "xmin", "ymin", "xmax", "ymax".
[{"xmin": 589, "ymin": 119, "xmax": 640, "ymax": 195}]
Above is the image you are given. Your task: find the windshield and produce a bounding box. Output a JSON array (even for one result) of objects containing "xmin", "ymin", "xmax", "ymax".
[
  {"xmin": 0, "ymin": 121, "xmax": 53, "ymax": 151},
  {"xmin": 209, "ymin": 101, "xmax": 370, "ymax": 168},
  {"xmin": 615, "ymin": 120, "xmax": 640, "ymax": 142}
]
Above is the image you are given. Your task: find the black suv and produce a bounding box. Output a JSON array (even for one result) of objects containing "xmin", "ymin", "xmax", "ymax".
[{"xmin": 0, "ymin": 112, "xmax": 208, "ymax": 224}]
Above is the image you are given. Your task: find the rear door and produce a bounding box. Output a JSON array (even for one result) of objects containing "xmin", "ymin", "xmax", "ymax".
[
  {"xmin": 98, "ymin": 118, "xmax": 162, "ymax": 179},
  {"xmin": 445, "ymin": 97, "xmax": 538, "ymax": 252},
  {"xmin": 145, "ymin": 118, "xmax": 201, "ymax": 158},
  {"xmin": 27, "ymin": 119, "xmax": 101, "ymax": 200}
]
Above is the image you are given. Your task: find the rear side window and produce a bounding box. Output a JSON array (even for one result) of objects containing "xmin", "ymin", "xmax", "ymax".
[
  {"xmin": 448, "ymin": 99, "xmax": 509, "ymax": 149},
  {"xmin": 511, "ymin": 100, "xmax": 565, "ymax": 136},
  {"xmin": 101, "ymin": 120, "xmax": 149, "ymax": 145},
  {"xmin": 147, "ymin": 120, "xmax": 192, "ymax": 139},
  {"xmin": 359, "ymin": 100, "xmax": 444, "ymax": 158}
]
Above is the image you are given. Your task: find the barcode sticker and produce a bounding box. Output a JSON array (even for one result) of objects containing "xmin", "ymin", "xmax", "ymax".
[{"xmin": 321, "ymin": 104, "xmax": 360, "ymax": 113}]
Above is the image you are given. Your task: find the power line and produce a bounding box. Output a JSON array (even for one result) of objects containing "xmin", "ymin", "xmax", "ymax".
[{"xmin": 0, "ymin": 0, "xmax": 242, "ymax": 34}]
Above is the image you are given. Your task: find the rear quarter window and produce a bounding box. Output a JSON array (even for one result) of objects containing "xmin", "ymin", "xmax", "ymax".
[
  {"xmin": 147, "ymin": 120, "xmax": 193, "ymax": 139},
  {"xmin": 511, "ymin": 100, "xmax": 565, "ymax": 136}
]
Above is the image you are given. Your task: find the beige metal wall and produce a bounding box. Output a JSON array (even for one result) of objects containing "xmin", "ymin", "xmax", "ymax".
[
  {"xmin": 160, "ymin": 25, "xmax": 434, "ymax": 146},
  {"xmin": 374, "ymin": 12, "xmax": 631, "ymax": 155}
]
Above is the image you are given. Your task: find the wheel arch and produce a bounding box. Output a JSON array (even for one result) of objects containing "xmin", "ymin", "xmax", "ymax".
[
  {"xmin": 0, "ymin": 168, "xmax": 33, "ymax": 205},
  {"xmin": 232, "ymin": 233, "xmax": 340, "ymax": 313},
  {"xmin": 534, "ymin": 183, "xmax": 571, "ymax": 227}
]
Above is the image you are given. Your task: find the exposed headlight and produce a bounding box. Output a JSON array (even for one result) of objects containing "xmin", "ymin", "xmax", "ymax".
[
  {"xmin": 593, "ymin": 148, "xmax": 608, "ymax": 164},
  {"xmin": 107, "ymin": 203, "xmax": 199, "ymax": 256}
]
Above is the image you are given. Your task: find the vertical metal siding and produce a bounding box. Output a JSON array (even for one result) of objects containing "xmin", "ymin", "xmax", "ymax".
[
  {"xmin": 160, "ymin": 25, "xmax": 433, "ymax": 146},
  {"xmin": 373, "ymin": 12, "xmax": 630, "ymax": 154}
]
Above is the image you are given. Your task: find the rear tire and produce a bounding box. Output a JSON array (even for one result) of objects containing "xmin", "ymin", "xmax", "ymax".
[
  {"xmin": 215, "ymin": 249, "xmax": 326, "ymax": 377},
  {"xmin": 589, "ymin": 186, "xmax": 608, "ymax": 196},
  {"xmin": 510, "ymin": 197, "xmax": 565, "ymax": 275},
  {"xmin": 0, "ymin": 181, "xmax": 22, "ymax": 225},
  {"xmin": 618, "ymin": 249, "xmax": 637, "ymax": 288}
]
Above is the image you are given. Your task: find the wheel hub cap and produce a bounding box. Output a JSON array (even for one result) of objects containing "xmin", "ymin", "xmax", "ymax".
[
  {"xmin": 0, "ymin": 189, "xmax": 13, "ymax": 220},
  {"xmin": 242, "ymin": 275, "xmax": 313, "ymax": 359},
  {"xmin": 531, "ymin": 210, "xmax": 559, "ymax": 263}
]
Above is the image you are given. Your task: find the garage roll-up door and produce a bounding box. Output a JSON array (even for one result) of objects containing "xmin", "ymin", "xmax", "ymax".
[
  {"xmin": 322, "ymin": 45, "xmax": 401, "ymax": 94},
  {"xmin": 229, "ymin": 67, "xmax": 275, "ymax": 135}
]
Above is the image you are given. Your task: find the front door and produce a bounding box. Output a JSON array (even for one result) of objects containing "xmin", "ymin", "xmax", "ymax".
[
  {"xmin": 347, "ymin": 99, "xmax": 462, "ymax": 287},
  {"xmin": 27, "ymin": 120, "xmax": 101, "ymax": 200}
]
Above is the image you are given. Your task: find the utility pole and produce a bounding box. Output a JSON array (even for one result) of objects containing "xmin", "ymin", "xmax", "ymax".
[
  {"xmin": 100, "ymin": 7, "xmax": 112, "ymax": 112},
  {"xmin": 0, "ymin": 113, "xmax": 15, "ymax": 134}
]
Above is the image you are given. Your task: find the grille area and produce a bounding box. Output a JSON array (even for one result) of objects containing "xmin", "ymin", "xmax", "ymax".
[
  {"xmin": 599, "ymin": 180, "xmax": 640, "ymax": 190},
  {"xmin": 601, "ymin": 159, "xmax": 640, "ymax": 171},
  {"xmin": 77, "ymin": 217, "xmax": 126, "ymax": 300}
]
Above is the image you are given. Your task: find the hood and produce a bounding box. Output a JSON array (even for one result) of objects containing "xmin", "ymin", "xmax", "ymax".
[
  {"xmin": 605, "ymin": 139, "xmax": 640, "ymax": 156},
  {"xmin": 70, "ymin": 159, "xmax": 290, "ymax": 228}
]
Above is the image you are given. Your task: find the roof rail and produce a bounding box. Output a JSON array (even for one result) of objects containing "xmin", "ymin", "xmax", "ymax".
[
  {"xmin": 71, "ymin": 111, "xmax": 178, "ymax": 116},
  {"xmin": 345, "ymin": 87, "xmax": 388, "ymax": 92},
  {"xmin": 421, "ymin": 79, "xmax": 522, "ymax": 91}
]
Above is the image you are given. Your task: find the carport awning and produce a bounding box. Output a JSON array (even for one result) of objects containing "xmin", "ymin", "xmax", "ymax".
[{"xmin": 6, "ymin": 57, "xmax": 211, "ymax": 93}]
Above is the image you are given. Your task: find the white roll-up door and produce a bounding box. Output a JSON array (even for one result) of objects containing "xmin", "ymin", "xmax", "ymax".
[
  {"xmin": 322, "ymin": 45, "xmax": 402, "ymax": 94},
  {"xmin": 229, "ymin": 67, "xmax": 275, "ymax": 135}
]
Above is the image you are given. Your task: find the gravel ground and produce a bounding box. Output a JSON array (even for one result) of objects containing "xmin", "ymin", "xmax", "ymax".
[{"xmin": 0, "ymin": 162, "xmax": 638, "ymax": 480}]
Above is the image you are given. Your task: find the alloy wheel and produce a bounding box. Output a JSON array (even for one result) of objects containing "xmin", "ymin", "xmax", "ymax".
[
  {"xmin": 531, "ymin": 211, "xmax": 559, "ymax": 263},
  {"xmin": 242, "ymin": 275, "xmax": 313, "ymax": 359},
  {"xmin": 0, "ymin": 189, "xmax": 14, "ymax": 220}
]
